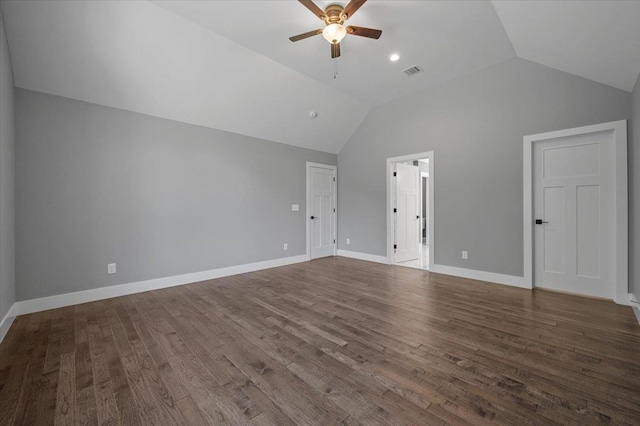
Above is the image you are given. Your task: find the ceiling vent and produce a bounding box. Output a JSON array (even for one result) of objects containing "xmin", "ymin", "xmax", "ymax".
[{"xmin": 403, "ymin": 65, "xmax": 423, "ymax": 77}]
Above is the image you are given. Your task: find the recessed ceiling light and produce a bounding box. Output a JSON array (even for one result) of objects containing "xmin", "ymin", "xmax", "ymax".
[{"xmin": 389, "ymin": 53, "xmax": 400, "ymax": 62}]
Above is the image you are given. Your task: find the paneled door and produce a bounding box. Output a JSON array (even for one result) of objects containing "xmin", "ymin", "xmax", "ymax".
[
  {"xmin": 309, "ymin": 164, "xmax": 336, "ymax": 259},
  {"xmin": 533, "ymin": 131, "xmax": 614, "ymax": 298},
  {"xmin": 394, "ymin": 163, "xmax": 420, "ymax": 263}
]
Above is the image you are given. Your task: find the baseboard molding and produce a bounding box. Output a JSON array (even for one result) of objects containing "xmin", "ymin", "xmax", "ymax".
[
  {"xmin": 630, "ymin": 293, "xmax": 640, "ymax": 325},
  {"xmin": 337, "ymin": 250, "xmax": 390, "ymax": 265},
  {"xmin": 13, "ymin": 254, "xmax": 309, "ymax": 317},
  {"xmin": 0, "ymin": 304, "xmax": 16, "ymax": 345},
  {"xmin": 430, "ymin": 264, "xmax": 529, "ymax": 289},
  {"xmin": 336, "ymin": 251, "xmax": 527, "ymax": 290},
  {"xmin": 632, "ymin": 306, "xmax": 640, "ymax": 326}
]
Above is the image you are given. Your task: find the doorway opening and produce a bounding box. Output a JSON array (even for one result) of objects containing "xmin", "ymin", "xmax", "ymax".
[{"xmin": 387, "ymin": 152, "xmax": 434, "ymax": 270}]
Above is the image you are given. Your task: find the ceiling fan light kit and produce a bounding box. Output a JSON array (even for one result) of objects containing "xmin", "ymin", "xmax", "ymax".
[
  {"xmin": 289, "ymin": 0, "xmax": 382, "ymax": 59},
  {"xmin": 323, "ymin": 23, "xmax": 347, "ymax": 44}
]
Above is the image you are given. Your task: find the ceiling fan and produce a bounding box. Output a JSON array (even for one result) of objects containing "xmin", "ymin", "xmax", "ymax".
[{"xmin": 289, "ymin": 0, "xmax": 382, "ymax": 58}]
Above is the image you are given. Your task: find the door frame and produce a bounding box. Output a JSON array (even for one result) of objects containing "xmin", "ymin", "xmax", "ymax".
[
  {"xmin": 420, "ymin": 171, "xmax": 429, "ymax": 244},
  {"xmin": 522, "ymin": 120, "xmax": 628, "ymax": 304},
  {"xmin": 306, "ymin": 162, "xmax": 337, "ymax": 260},
  {"xmin": 387, "ymin": 152, "xmax": 434, "ymax": 267}
]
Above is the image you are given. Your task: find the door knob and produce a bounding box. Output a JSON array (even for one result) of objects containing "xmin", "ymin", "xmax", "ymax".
[
  {"xmin": 416, "ymin": 216, "xmax": 420, "ymax": 219},
  {"xmin": 535, "ymin": 219, "xmax": 549, "ymax": 225},
  {"xmin": 310, "ymin": 216, "xmax": 316, "ymax": 219}
]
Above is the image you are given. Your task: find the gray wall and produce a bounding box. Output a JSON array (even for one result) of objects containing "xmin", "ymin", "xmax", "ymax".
[
  {"xmin": 0, "ymin": 7, "xmax": 15, "ymax": 321},
  {"xmin": 16, "ymin": 89, "xmax": 336, "ymax": 301},
  {"xmin": 338, "ymin": 58, "xmax": 630, "ymax": 277},
  {"xmin": 631, "ymin": 72, "xmax": 640, "ymax": 299}
]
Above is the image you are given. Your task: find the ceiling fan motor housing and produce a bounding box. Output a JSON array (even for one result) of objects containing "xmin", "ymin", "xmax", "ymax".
[{"xmin": 324, "ymin": 4, "xmax": 347, "ymax": 25}]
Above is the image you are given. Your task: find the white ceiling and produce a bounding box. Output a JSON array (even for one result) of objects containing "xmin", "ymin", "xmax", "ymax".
[
  {"xmin": 0, "ymin": 0, "xmax": 370, "ymax": 154},
  {"xmin": 1, "ymin": 1, "xmax": 639, "ymax": 154},
  {"xmin": 493, "ymin": 0, "xmax": 640, "ymax": 92},
  {"xmin": 153, "ymin": 1, "xmax": 517, "ymax": 105}
]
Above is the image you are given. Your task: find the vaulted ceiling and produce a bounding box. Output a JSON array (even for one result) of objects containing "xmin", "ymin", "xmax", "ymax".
[
  {"xmin": 2, "ymin": 1, "xmax": 639, "ymax": 154},
  {"xmin": 493, "ymin": 0, "xmax": 640, "ymax": 92}
]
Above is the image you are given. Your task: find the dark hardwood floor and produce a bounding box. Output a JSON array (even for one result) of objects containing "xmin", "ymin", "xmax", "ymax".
[{"xmin": 1, "ymin": 257, "xmax": 639, "ymax": 425}]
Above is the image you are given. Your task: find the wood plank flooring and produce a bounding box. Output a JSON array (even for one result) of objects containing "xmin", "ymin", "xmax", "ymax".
[{"xmin": 1, "ymin": 256, "xmax": 639, "ymax": 425}]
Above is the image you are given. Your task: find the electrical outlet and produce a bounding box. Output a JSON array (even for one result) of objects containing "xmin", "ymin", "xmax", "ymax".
[
  {"xmin": 283, "ymin": 243, "xmax": 288, "ymax": 251},
  {"xmin": 347, "ymin": 238, "xmax": 351, "ymax": 245},
  {"xmin": 291, "ymin": 204, "xmax": 299, "ymax": 211},
  {"xmin": 461, "ymin": 251, "xmax": 468, "ymax": 260},
  {"xmin": 107, "ymin": 263, "xmax": 117, "ymax": 274}
]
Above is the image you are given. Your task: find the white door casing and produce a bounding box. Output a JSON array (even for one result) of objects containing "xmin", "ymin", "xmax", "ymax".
[
  {"xmin": 307, "ymin": 163, "xmax": 336, "ymax": 260},
  {"xmin": 421, "ymin": 171, "xmax": 429, "ymax": 245},
  {"xmin": 523, "ymin": 120, "xmax": 628, "ymax": 304},
  {"xmin": 386, "ymin": 151, "xmax": 435, "ymax": 267},
  {"xmin": 533, "ymin": 132, "xmax": 614, "ymax": 298},
  {"xmin": 394, "ymin": 163, "xmax": 420, "ymax": 263}
]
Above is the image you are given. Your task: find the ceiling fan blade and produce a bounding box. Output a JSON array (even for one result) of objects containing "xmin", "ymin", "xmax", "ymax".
[
  {"xmin": 298, "ymin": 0, "xmax": 326, "ymax": 20},
  {"xmin": 289, "ymin": 29, "xmax": 323, "ymax": 42},
  {"xmin": 342, "ymin": 0, "xmax": 367, "ymax": 20},
  {"xmin": 346, "ymin": 25, "xmax": 382, "ymax": 39},
  {"xmin": 331, "ymin": 43, "xmax": 341, "ymax": 58}
]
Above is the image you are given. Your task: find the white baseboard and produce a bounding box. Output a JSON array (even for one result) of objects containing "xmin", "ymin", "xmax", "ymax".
[
  {"xmin": 629, "ymin": 293, "xmax": 640, "ymax": 325},
  {"xmin": 337, "ymin": 250, "xmax": 390, "ymax": 265},
  {"xmin": 430, "ymin": 264, "xmax": 529, "ymax": 289},
  {"xmin": 0, "ymin": 304, "xmax": 16, "ymax": 345},
  {"xmin": 336, "ymin": 250, "xmax": 527, "ymax": 290},
  {"xmin": 12, "ymin": 254, "xmax": 309, "ymax": 317},
  {"xmin": 632, "ymin": 306, "xmax": 640, "ymax": 326}
]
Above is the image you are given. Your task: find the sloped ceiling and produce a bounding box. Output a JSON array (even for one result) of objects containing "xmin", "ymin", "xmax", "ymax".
[
  {"xmin": 2, "ymin": 1, "xmax": 639, "ymax": 154},
  {"xmin": 153, "ymin": 1, "xmax": 516, "ymax": 105},
  {"xmin": 0, "ymin": 0, "xmax": 370, "ymax": 154},
  {"xmin": 493, "ymin": 0, "xmax": 640, "ymax": 92}
]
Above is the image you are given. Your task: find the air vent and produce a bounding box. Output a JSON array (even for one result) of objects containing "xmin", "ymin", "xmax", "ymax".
[{"xmin": 403, "ymin": 65, "xmax": 423, "ymax": 77}]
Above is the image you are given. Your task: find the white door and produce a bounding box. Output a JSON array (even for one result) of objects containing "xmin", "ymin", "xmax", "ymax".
[
  {"xmin": 309, "ymin": 165, "xmax": 336, "ymax": 259},
  {"xmin": 534, "ymin": 131, "xmax": 614, "ymax": 298},
  {"xmin": 394, "ymin": 163, "xmax": 420, "ymax": 263}
]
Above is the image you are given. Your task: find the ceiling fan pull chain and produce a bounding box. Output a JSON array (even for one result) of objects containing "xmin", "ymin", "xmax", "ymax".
[{"xmin": 334, "ymin": 58, "xmax": 338, "ymax": 79}]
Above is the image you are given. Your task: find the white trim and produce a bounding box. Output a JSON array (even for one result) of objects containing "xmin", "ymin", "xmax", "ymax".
[
  {"xmin": 632, "ymin": 306, "xmax": 640, "ymax": 326},
  {"xmin": 0, "ymin": 304, "xmax": 16, "ymax": 345},
  {"xmin": 420, "ymin": 171, "xmax": 429, "ymax": 247},
  {"xmin": 337, "ymin": 249, "xmax": 390, "ymax": 265},
  {"xmin": 333, "ymin": 252, "xmax": 526, "ymax": 289},
  {"xmin": 12, "ymin": 254, "xmax": 309, "ymax": 317},
  {"xmin": 387, "ymin": 152, "xmax": 434, "ymax": 268},
  {"xmin": 523, "ymin": 120, "xmax": 628, "ymax": 304},
  {"xmin": 628, "ymin": 294, "xmax": 640, "ymax": 325},
  {"xmin": 306, "ymin": 162, "xmax": 338, "ymax": 260},
  {"xmin": 630, "ymin": 294, "xmax": 639, "ymax": 323},
  {"xmin": 430, "ymin": 264, "xmax": 528, "ymax": 289}
]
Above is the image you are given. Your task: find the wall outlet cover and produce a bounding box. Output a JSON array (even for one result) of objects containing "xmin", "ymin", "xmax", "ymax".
[
  {"xmin": 291, "ymin": 204, "xmax": 299, "ymax": 211},
  {"xmin": 107, "ymin": 263, "xmax": 117, "ymax": 274}
]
